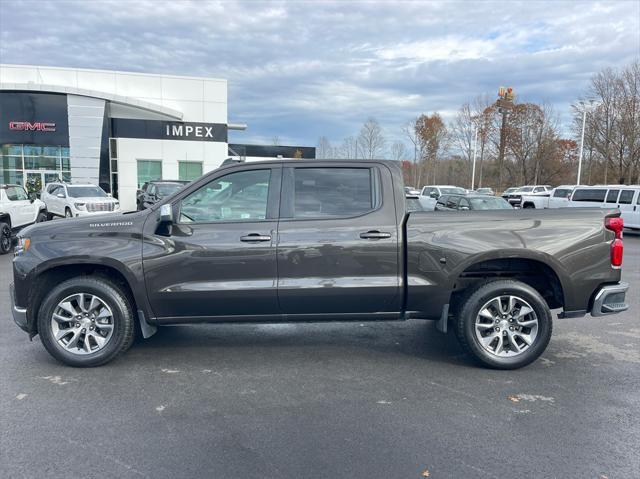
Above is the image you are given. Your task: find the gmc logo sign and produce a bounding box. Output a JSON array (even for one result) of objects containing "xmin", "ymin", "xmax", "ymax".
[{"xmin": 9, "ymin": 121, "xmax": 56, "ymax": 132}]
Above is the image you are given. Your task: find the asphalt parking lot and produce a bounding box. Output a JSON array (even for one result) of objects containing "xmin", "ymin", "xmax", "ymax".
[{"xmin": 1, "ymin": 233, "xmax": 639, "ymax": 479}]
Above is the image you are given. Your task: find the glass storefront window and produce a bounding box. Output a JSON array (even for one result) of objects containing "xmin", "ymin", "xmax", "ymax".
[
  {"xmin": 23, "ymin": 145, "xmax": 43, "ymax": 156},
  {"xmin": 2, "ymin": 145, "xmax": 23, "ymax": 156},
  {"xmin": 0, "ymin": 144, "xmax": 70, "ymax": 189},
  {"xmin": 2, "ymin": 170, "xmax": 23, "ymax": 185},
  {"xmin": 179, "ymin": 162, "xmax": 203, "ymax": 181},
  {"xmin": 137, "ymin": 160, "xmax": 162, "ymax": 188},
  {"xmin": 24, "ymin": 156, "xmax": 59, "ymax": 170},
  {"xmin": 2, "ymin": 156, "xmax": 23, "ymax": 169},
  {"xmin": 43, "ymin": 146, "xmax": 61, "ymax": 157}
]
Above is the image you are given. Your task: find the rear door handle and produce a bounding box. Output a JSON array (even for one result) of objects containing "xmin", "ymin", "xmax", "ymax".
[
  {"xmin": 359, "ymin": 230, "xmax": 392, "ymax": 240},
  {"xmin": 240, "ymin": 233, "xmax": 272, "ymax": 242}
]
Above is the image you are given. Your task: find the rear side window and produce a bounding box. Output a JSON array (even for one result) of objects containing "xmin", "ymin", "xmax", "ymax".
[
  {"xmin": 606, "ymin": 189, "xmax": 620, "ymax": 203},
  {"xmin": 553, "ymin": 188, "xmax": 572, "ymax": 198},
  {"xmin": 571, "ymin": 189, "xmax": 606, "ymax": 202},
  {"xmin": 618, "ymin": 190, "xmax": 635, "ymax": 204},
  {"xmin": 534, "ymin": 187, "xmax": 545, "ymax": 193},
  {"xmin": 291, "ymin": 167, "xmax": 379, "ymax": 218}
]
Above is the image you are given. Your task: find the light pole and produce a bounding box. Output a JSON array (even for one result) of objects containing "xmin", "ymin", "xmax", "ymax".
[
  {"xmin": 471, "ymin": 125, "xmax": 478, "ymax": 190},
  {"xmin": 577, "ymin": 99, "xmax": 599, "ymax": 186}
]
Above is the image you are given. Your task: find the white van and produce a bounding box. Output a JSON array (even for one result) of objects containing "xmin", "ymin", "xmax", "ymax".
[{"xmin": 568, "ymin": 185, "xmax": 640, "ymax": 229}]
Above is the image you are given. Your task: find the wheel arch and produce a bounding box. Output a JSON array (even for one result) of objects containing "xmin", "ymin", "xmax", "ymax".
[
  {"xmin": 27, "ymin": 260, "xmax": 148, "ymax": 336},
  {"xmin": 449, "ymin": 253, "xmax": 566, "ymax": 313}
]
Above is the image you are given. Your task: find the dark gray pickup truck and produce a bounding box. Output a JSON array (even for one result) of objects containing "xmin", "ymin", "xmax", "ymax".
[{"xmin": 10, "ymin": 160, "xmax": 629, "ymax": 369}]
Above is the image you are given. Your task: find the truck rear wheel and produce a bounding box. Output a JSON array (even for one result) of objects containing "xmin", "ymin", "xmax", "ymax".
[
  {"xmin": 454, "ymin": 280, "xmax": 552, "ymax": 369},
  {"xmin": 37, "ymin": 277, "xmax": 135, "ymax": 367}
]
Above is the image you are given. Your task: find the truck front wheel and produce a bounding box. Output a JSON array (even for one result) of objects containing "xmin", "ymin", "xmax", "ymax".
[
  {"xmin": 0, "ymin": 222, "xmax": 11, "ymax": 254},
  {"xmin": 454, "ymin": 280, "xmax": 552, "ymax": 369},
  {"xmin": 37, "ymin": 277, "xmax": 135, "ymax": 367}
]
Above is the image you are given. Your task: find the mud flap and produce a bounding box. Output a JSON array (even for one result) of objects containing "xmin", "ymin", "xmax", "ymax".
[
  {"xmin": 137, "ymin": 310, "xmax": 157, "ymax": 338},
  {"xmin": 436, "ymin": 304, "xmax": 449, "ymax": 333}
]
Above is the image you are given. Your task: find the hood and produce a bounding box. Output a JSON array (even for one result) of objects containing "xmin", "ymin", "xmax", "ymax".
[
  {"xmin": 70, "ymin": 196, "xmax": 118, "ymax": 202},
  {"xmin": 18, "ymin": 209, "xmax": 149, "ymax": 238}
]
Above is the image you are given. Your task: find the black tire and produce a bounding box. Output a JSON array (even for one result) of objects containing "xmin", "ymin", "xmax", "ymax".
[
  {"xmin": 36, "ymin": 210, "xmax": 48, "ymax": 223},
  {"xmin": 0, "ymin": 222, "xmax": 11, "ymax": 255},
  {"xmin": 454, "ymin": 279, "xmax": 552, "ymax": 369},
  {"xmin": 37, "ymin": 277, "xmax": 135, "ymax": 367},
  {"xmin": 65, "ymin": 207, "xmax": 73, "ymax": 218},
  {"xmin": 46, "ymin": 212, "xmax": 54, "ymax": 220},
  {"xmin": 523, "ymin": 203, "xmax": 535, "ymax": 209}
]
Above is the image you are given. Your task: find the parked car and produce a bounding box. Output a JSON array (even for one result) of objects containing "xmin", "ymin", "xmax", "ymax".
[
  {"xmin": 507, "ymin": 185, "xmax": 552, "ymax": 208},
  {"xmin": 11, "ymin": 160, "xmax": 629, "ymax": 369},
  {"xmin": 404, "ymin": 186, "xmax": 421, "ymax": 196},
  {"xmin": 41, "ymin": 183, "xmax": 119, "ymax": 218},
  {"xmin": 501, "ymin": 187, "xmax": 519, "ymax": 200},
  {"xmin": 568, "ymin": 185, "xmax": 640, "ymax": 229},
  {"xmin": 0, "ymin": 184, "xmax": 48, "ymax": 254},
  {"xmin": 137, "ymin": 180, "xmax": 189, "ymax": 211},
  {"xmin": 435, "ymin": 194, "xmax": 513, "ymax": 211},
  {"xmin": 475, "ymin": 187, "xmax": 495, "ymax": 196}
]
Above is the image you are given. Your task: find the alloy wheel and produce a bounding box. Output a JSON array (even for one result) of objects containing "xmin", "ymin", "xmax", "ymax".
[
  {"xmin": 474, "ymin": 295, "xmax": 539, "ymax": 357},
  {"xmin": 50, "ymin": 293, "xmax": 115, "ymax": 355}
]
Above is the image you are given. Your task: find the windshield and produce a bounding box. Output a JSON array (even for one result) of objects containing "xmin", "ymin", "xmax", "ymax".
[
  {"xmin": 67, "ymin": 186, "xmax": 107, "ymax": 198},
  {"xmin": 517, "ymin": 187, "xmax": 534, "ymax": 193},
  {"xmin": 440, "ymin": 187, "xmax": 466, "ymax": 195},
  {"xmin": 470, "ymin": 197, "xmax": 513, "ymax": 210},
  {"xmin": 156, "ymin": 184, "xmax": 183, "ymax": 196}
]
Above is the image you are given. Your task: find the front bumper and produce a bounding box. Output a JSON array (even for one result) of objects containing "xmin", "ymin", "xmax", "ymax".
[
  {"xmin": 591, "ymin": 282, "xmax": 629, "ymax": 317},
  {"xmin": 9, "ymin": 283, "xmax": 29, "ymax": 332}
]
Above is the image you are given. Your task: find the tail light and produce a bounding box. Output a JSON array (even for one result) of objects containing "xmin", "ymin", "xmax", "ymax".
[{"xmin": 605, "ymin": 217, "xmax": 624, "ymax": 268}]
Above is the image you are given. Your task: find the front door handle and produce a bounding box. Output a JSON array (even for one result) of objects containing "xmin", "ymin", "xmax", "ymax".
[
  {"xmin": 359, "ymin": 230, "xmax": 392, "ymax": 240},
  {"xmin": 240, "ymin": 233, "xmax": 272, "ymax": 242}
]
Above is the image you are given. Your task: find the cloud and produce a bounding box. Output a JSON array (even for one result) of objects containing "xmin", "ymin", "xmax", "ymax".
[{"xmin": 0, "ymin": 0, "xmax": 638, "ymax": 149}]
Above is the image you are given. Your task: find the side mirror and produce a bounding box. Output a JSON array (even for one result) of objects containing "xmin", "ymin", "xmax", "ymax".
[
  {"xmin": 159, "ymin": 204, "xmax": 173, "ymax": 224},
  {"xmin": 56, "ymin": 193, "xmax": 65, "ymax": 198},
  {"xmin": 430, "ymin": 192, "xmax": 439, "ymax": 199},
  {"xmin": 28, "ymin": 192, "xmax": 37, "ymax": 202}
]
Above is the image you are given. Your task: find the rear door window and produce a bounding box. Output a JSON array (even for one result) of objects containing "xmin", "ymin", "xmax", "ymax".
[
  {"xmin": 553, "ymin": 188, "xmax": 572, "ymax": 198},
  {"xmin": 618, "ymin": 190, "xmax": 635, "ymax": 204},
  {"xmin": 605, "ymin": 189, "xmax": 620, "ymax": 203},
  {"xmin": 289, "ymin": 167, "xmax": 379, "ymax": 218},
  {"xmin": 446, "ymin": 196, "xmax": 459, "ymax": 209},
  {"xmin": 571, "ymin": 189, "xmax": 607, "ymax": 202}
]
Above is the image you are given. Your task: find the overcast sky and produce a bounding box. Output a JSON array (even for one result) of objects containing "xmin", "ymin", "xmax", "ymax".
[{"xmin": 0, "ymin": 0, "xmax": 638, "ymax": 149}]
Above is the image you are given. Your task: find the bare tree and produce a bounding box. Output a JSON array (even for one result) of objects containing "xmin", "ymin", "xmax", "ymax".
[
  {"xmin": 272, "ymin": 136, "xmax": 281, "ymax": 146},
  {"xmin": 389, "ymin": 141, "xmax": 407, "ymax": 162},
  {"xmin": 402, "ymin": 118, "xmax": 421, "ymax": 186},
  {"xmin": 339, "ymin": 136, "xmax": 359, "ymax": 159},
  {"xmin": 357, "ymin": 118, "xmax": 386, "ymax": 159},
  {"xmin": 316, "ymin": 136, "xmax": 333, "ymax": 159}
]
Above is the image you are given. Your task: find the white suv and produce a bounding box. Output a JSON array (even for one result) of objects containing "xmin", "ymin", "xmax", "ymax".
[
  {"xmin": 419, "ymin": 185, "xmax": 467, "ymax": 210},
  {"xmin": 0, "ymin": 184, "xmax": 48, "ymax": 254},
  {"xmin": 42, "ymin": 183, "xmax": 120, "ymax": 218}
]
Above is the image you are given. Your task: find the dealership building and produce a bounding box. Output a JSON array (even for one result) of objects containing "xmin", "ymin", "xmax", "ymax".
[{"xmin": 0, "ymin": 64, "xmax": 314, "ymax": 211}]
